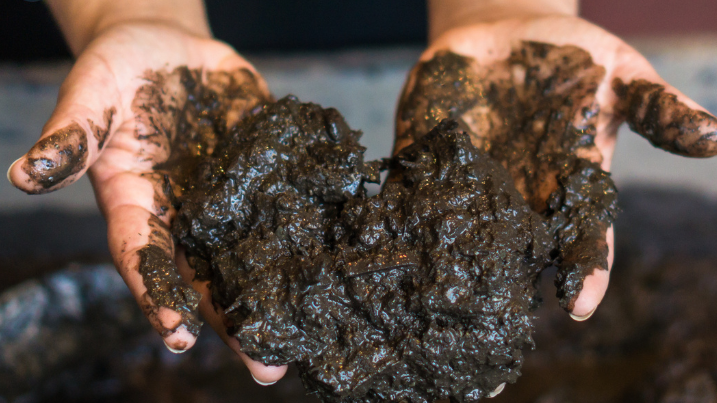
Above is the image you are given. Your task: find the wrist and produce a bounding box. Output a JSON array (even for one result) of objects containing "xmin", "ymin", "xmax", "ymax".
[
  {"xmin": 46, "ymin": 0, "xmax": 212, "ymax": 56},
  {"xmin": 428, "ymin": 0, "xmax": 578, "ymax": 42}
]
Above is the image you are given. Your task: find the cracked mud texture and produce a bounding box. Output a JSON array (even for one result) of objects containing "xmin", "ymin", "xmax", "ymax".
[
  {"xmin": 172, "ymin": 89, "xmax": 617, "ymax": 401},
  {"xmin": 397, "ymin": 42, "xmax": 618, "ymax": 310}
]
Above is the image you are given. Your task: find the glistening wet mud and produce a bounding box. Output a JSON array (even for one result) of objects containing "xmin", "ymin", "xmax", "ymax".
[
  {"xmin": 396, "ymin": 43, "xmax": 617, "ymax": 310},
  {"xmin": 6, "ymin": 40, "xmax": 717, "ymax": 402},
  {"xmin": 171, "ymin": 90, "xmax": 616, "ymax": 401}
]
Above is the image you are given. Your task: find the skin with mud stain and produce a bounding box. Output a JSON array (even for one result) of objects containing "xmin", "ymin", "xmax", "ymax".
[
  {"xmin": 89, "ymin": 107, "xmax": 116, "ymax": 151},
  {"xmin": 613, "ymin": 78, "xmax": 717, "ymax": 157},
  {"xmin": 130, "ymin": 66, "xmax": 270, "ymax": 338},
  {"xmin": 21, "ymin": 107, "xmax": 116, "ymax": 194},
  {"xmin": 22, "ymin": 123, "xmax": 88, "ymax": 193}
]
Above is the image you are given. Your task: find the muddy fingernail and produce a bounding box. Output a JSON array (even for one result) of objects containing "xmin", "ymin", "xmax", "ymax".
[
  {"xmin": 488, "ymin": 382, "xmax": 505, "ymax": 398},
  {"xmin": 7, "ymin": 157, "xmax": 21, "ymax": 186},
  {"xmin": 163, "ymin": 339, "xmax": 187, "ymax": 354},
  {"xmin": 23, "ymin": 123, "xmax": 88, "ymax": 192},
  {"xmin": 252, "ymin": 373, "xmax": 277, "ymax": 386},
  {"xmin": 569, "ymin": 305, "xmax": 597, "ymax": 322}
]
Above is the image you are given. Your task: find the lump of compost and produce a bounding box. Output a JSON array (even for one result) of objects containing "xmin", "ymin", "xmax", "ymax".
[{"xmin": 172, "ymin": 94, "xmax": 617, "ymax": 402}]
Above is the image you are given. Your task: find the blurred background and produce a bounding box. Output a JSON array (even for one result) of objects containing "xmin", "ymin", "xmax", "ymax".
[{"xmin": 1, "ymin": 0, "xmax": 717, "ymax": 401}]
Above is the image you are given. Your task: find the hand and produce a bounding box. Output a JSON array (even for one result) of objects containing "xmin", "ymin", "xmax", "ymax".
[
  {"xmin": 7, "ymin": 21, "xmax": 287, "ymax": 384},
  {"xmin": 395, "ymin": 12, "xmax": 717, "ymax": 319}
]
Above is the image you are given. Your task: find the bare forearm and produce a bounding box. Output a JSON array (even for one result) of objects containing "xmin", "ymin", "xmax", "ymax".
[
  {"xmin": 428, "ymin": 0, "xmax": 578, "ymax": 42},
  {"xmin": 45, "ymin": 0, "xmax": 211, "ymax": 55}
]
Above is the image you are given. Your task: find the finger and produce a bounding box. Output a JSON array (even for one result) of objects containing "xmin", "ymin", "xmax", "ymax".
[
  {"xmin": 552, "ymin": 156, "xmax": 617, "ymax": 315},
  {"xmin": 611, "ymin": 50, "xmax": 717, "ymax": 157},
  {"xmin": 98, "ymin": 168, "xmax": 202, "ymax": 352},
  {"xmin": 175, "ymin": 250, "xmax": 288, "ymax": 385},
  {"xmin": 568, "ymin": 225, "xmax": 614, "ymax": 320},
  {"xmin": 8, "ymin": 49, "xmax": 122, "ymax": 194},
  {"xmin": 554, "ymin": 221, "xmax": 611, "ymax": 313}
]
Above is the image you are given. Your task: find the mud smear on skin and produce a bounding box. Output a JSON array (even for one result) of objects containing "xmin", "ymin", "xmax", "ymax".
[
  {"xmin": 130, "ymin": 66, "xmax": 270, "ymax": 337},
  {"xmin": 22, "ymin": 123, "xmax": 88, "ymax": 193},
  {"xmin": 88, "ymin": 107, "xmax": 116, "ymax": 151},
  {"xmin": 613, "ymin": 78, "xmax": 717, "ymax": 157},
  {"xmin": 397, "ymin": 42, "xmax": 618, "ymax": 311},
  {"xmin": 137, "ymin": 215, "xmax": 202, "ymax": 335},
  {"xmin": 21, "ymin": 107, "xmax": 117, "ymax": 194}
]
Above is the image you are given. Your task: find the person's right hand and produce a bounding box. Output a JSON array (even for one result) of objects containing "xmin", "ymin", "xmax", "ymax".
[{"xmin": 7, "ymin": 20, "xmax": 288, "ymax": 385}]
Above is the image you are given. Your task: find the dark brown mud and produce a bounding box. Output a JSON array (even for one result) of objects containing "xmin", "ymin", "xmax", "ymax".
[
  {"xmin": 173, "ymin": 107, "xmax": 554, "ymax": 402},
  {"xmin": 137, "ymin": 244, "xmax": 201, "ymax": 336},
  {"xmin": 396, "ymin": 42, "xmax": 617, "ymax": 311},
  {"xmin": 20, "ymin": 106, "xmax": 117, "ymax": 193}
]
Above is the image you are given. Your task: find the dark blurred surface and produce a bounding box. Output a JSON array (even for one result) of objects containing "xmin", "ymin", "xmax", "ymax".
[
  {"xmin": 3, "ymin": 0, "xmax": 717, "ymax": 62},
  {"xmin": 0, "ymin": 0, "xmax": 427, "ymax": 61},
  {"xmin": 206, "ymin": 0, "xmax": 427, "ymax": 52},
  {"xmin": 0, "ymin": 0, "xmax": 71, "ymax": 61},
  {"xmin": 0, "ymin": 211, "xmax": 110, "ymax": 292}
]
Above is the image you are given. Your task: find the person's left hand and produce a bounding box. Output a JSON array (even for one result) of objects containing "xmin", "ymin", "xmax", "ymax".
[{"xmin": 394, "ymin": 15, "xmax": 717, "ymax": 319}]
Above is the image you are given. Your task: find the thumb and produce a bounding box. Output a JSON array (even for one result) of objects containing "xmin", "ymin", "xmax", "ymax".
[
  {"xmin": 7, "ymin": 50, "xmax": 122, "ymax": 194},
  {"xmin": 612, "ymin": 48, "xmax": 717, "ymax": 158}
]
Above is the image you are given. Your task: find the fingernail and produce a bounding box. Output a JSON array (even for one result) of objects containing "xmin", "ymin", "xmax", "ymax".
[
  {"xmin": 7, "ymin": 157, "xmax": 21, "ymax": 186},
  {"xmin": 163, "ymin": 339, "xmax": 187, "ymax": 354},
  {"xmin": 569, "ymin": 305, "xmax": 597, "ymax": 322},
  {"xmin": 488, "ymin": 382, "xmax": 505, "ymax": 398},
  {"xmin": 252, "ymin": 373, "xmax": 277, "ymax": 386}
]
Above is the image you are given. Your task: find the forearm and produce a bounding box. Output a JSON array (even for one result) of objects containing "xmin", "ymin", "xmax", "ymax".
[
  {"xmin": 45, "ymin": 0, "xmax": 211, "ymax": 56},
  {"xmin": 428, "ymin": 0, "xmax": 578, "ymax": 42}
]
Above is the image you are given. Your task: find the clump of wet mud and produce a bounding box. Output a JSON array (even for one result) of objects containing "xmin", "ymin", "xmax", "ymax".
[
  {"xmin": 397, "ymin": 42, "xmax": 619, "ymax": 310},
  {"xmin": 172, "ymin": 89, "xmax": 616, "ymax": 400}
]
